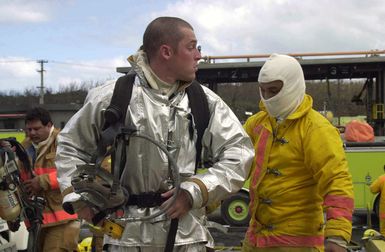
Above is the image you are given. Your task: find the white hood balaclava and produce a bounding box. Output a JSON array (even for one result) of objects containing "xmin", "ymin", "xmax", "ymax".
[{"xmin": 258, "ymin": 54, "xmax": 306, "ymax": 119}]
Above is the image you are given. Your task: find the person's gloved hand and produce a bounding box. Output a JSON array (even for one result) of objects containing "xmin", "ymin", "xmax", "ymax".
[
  {"xmin": 7, "ymin": 220, "xmax": 20, "ymax": 232},
  {"xmin": 325, "ymin": 237, "xmax": 348, "ymax": 252},
  {"xmin": 23, "ymin": 176, "xmax": 41, "ymax": 196},
  {"xmin": 0, "ymin": 140, "xmax": 16, "ymax": 152},
  {"xmin": 77, "ymin": 205, "xmax": 95, "ymax": 224},
  {"xmin": 161, "ymin": 188, "xmax": 192, "ymax": 219}
]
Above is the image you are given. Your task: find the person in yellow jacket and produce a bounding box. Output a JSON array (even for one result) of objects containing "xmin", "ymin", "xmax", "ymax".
[
  {"xmin": 369, "ymin": 167, "xmax": 385, "ymax": 236},
  {"xmin": 21, "ymin": 107, "xmax": 80, "ymax": 252},
  {"xmin": 242, "ymin": 54, "xmax": 354, "ymax": 252}
]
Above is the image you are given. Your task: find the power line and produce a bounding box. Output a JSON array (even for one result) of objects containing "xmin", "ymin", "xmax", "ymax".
[
  {"xmin": 0, "ymin": 59, "xmax": 113, "ymax": 69},
  {"xmin": 0, "ymin": 59, "xmax": 117, "ymax": 95},
  {"xmin": 50, "ymin": 60, "xmax": 112, "ymax": 69}
]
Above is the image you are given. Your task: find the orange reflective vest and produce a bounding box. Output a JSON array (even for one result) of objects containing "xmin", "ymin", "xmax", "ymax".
[
  {"xmin": 20, "ymin": 128, "xmax": 77, "ymax": 227},
  {"xmin": 243, "ymin": 95, "xmax": 354, "ymax": 249}
]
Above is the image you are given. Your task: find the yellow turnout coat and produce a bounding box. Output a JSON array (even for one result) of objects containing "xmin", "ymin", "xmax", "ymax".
[
  {"xmin": 243, "ymin": 95, "xmax": 354, "ymax": 249},
  {"xmin": 370, "ymin": 174, "xmax": 385, "ymax": 235}
]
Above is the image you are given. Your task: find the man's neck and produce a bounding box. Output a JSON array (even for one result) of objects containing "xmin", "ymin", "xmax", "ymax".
[
  {"xmin": 146, "ymin": 60, "xmax": 179, "ymax": 97},
  {"xmin": 149, "ymin": 60, "xmax": 176, "ymax": 85}
]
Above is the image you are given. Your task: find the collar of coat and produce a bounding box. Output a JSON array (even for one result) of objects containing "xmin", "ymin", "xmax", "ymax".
[
  {"xmin": 259, "ymin": 94, "xmax": 313, "ymax": 121},
  {"xmin": 23, "ymin": 128, "xmax": 59, "ymax": 159},
  {"xmin": 127, "ymin": 51, "xmax": 192, "ymax": 95}
]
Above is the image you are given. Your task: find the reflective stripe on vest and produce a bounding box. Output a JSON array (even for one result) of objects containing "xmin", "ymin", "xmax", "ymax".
[
  {"xmin": 324, "ymin": 194, "xmax": 353, "ymax": 221},
  {"xmin": 42, "ymin": 209, "xmax": 77, "ymax": 225}
]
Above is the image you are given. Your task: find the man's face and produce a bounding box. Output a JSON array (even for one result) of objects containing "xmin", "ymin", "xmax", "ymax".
[
  {"xmin": 25, "ymin": 119, "xmax": 52, "ymax": 144},
  {"xmin": 259, "ymin": 80, "xmax": 284, "ymax": 100},
  {"xmin": 170, "ymin": 27, "xmax": 201, "ymax": 82}
]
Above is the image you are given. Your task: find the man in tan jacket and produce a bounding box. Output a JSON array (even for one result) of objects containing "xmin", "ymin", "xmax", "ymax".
[{"xmin": 21, "ymin": 107, "xmax": 80, "ymax": 252}]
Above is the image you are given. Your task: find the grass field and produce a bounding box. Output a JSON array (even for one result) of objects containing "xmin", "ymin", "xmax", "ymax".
[{"xmin": 0, "ymin": 129, "xmax": 26, "ymax": 142}]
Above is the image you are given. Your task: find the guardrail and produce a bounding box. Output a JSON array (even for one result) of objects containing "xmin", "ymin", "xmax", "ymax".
[{"xmin": 201, "ymin": 49, "xmax": 385, "ymax": 63}]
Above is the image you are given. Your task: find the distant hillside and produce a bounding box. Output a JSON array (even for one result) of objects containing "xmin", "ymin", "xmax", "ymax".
[
  {"xmin": 0, "ymin": 81, "xmax": 98, "ymax": 106},
  {"xmin": 0, "ymin": 80, "xmax": 366, "ymax": 122}
]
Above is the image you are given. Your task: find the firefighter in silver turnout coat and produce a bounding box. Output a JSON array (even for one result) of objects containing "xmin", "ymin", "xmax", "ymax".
[{"xmin": 55, "ymin": 23, "xmax": 254, "ymax": 252}]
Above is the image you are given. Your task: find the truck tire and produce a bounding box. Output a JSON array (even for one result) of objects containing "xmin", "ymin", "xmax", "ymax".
[
  {"xmin": 374, "ymin": 194, "xmax": 381, "ymax": 216},
  {"xmin": 373, "ymin": 194, "xmax": 381, "ymax": 228},
  {"xmin": 220, "ymin": 191, "xmax": 250, "ymax": 226}
]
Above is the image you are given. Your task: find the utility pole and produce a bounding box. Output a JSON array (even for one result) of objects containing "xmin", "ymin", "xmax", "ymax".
[{"xmin": 37, "ymin": 60, "xmax": 48, "ymax": 105}]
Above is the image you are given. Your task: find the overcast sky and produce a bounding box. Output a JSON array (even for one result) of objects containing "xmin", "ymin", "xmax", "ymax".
[{"xmin": 1, "ymin": 0, "xmax": 384, "ymax": 93}]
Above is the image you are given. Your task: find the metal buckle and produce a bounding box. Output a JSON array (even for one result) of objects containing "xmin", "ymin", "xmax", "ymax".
[
  {"xmin": 266, "ymin": 168, "xmax": 282, "ymax": 176},
  {"xmin": 259, "ymin": 198, "xmax": 272, "ymax": 205}
]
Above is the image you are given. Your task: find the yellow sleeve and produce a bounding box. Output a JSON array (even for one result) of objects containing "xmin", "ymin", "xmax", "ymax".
[
  {"xmin": 243, "ymin": 116, "xmax": 254, "ymax": 138},
  {"xmin": 304, "ymin": 124, "xmax": 354, "ymax": 242},
  {"xmin": 370, "ymin": 175, "xmax": 385, "ymax": 194}
]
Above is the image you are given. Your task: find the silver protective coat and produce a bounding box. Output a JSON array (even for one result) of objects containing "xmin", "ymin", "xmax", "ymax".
[{"xmin": 56, "ymin": 69, "xmax": 254, "ymax": 248}]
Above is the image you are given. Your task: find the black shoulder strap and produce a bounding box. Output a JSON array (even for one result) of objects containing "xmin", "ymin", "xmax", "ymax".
[
  {"xmin": 186, "ymin": 81, "xmax": 210, "ymax": 168},
  {"xmin": 103, "ymin": 72, "xmax": 136, "ymax": 130},
  {"xmin": 95, "ymin": 72, "xmax": 136, "ymax": 168}
]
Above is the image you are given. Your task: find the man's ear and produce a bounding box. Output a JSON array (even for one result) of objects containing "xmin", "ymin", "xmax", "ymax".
[
  {"xmin": 160, "ymin": 45, "xmax": 173, "ymax": 60},
  {"xmin": 47, "ymin": 122, "xmax": 53, "ymax": 128}
]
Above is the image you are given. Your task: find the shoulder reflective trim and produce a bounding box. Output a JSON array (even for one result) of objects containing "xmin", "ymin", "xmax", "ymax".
[
  {"xmin": 189, "ymin": 178, "xmax": 208, "ymax": 207},
  {"xmin": 34, "ymin": 166, "xmax": 56, "ymax": 175},
  {"xmin": 326, "ymin": 208, "xmax": 353, "ymax": 221},
  {"xmin": 249, "ymin": 128, "xmax": 270, "ymax": 207},
  {"xmin": 42, "ymin": 209, "xmax": 78, "ymax": 224},
  {"xmin": 324, "ymin": 195, "xmax": 354, "ymax": 210},
  {"xmin": 48, "ymin": 171, "xmax": 59, "ymax": 190},
  {"xmin": 62, "ymin": 186, "xmax": 74, "ymax": 197},
  {"xmin": 253, "ymin": 124, "xmax": 263, "ymax": 135}
]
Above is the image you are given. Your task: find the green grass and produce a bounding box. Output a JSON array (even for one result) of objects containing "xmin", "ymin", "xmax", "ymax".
[{"xmin": 0, "ymin": 130, "xmax": 26, "ymax": 143}]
